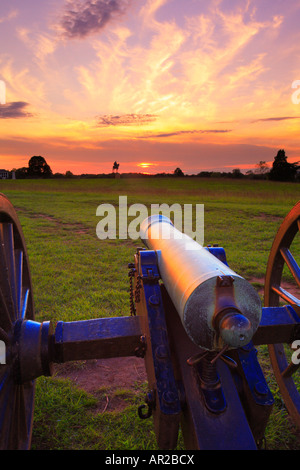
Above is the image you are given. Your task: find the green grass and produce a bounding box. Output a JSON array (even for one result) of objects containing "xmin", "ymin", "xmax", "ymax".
[
  {"xmin": 32, "ymin": 377, "xmax": 160, "ymax": 450},
  {"xmin": 0, "ymin": 177, "xmax": 299, "ymax": 450}
]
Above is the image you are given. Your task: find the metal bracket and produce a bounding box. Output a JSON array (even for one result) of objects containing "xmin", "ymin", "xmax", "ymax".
[
  {"xmin": 138, "ymin": 390, "xmax": 155, "ymax": 419},
  {"xmin": 205, "ymin": 245, "xmax": 229, "ymax": 266},
  {"xmin": 228, "ymin": 342, "xmax": 274, "ymax": 443},
  {"xmin": 138, "ymin": 250, "xmax": 160, "ymax": 284},
  {"xmin": 136, "ymin": 249, "xmax": 181, "ymax": 449}
]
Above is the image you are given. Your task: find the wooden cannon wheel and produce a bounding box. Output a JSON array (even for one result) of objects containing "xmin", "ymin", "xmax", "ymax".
[
  {"xmin": 0, "ymin": 194, "xmax": 35, "ymax": 449},
  {"xmin": 264, "ymin": 200, "xmax": 300, "ymax": 427}
]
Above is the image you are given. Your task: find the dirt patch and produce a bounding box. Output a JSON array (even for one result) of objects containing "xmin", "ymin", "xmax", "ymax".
[
  {"xmin": 54, "ymin": 356, "xmax": 148, "ymax": 413},
  {"xmin": 249, "ymin": 277, "xmax": 299, "ymax": 299},
  {"xmin": 253, "ymin": 213, "xmax": 283, "ymax": 222},
  {"xmin": 17, "ymin": 207, "xmax": 90, "ymax": 234},
  {"xmin": 36, "ymin": 213, "xmax": 90, "ymax": 234}
]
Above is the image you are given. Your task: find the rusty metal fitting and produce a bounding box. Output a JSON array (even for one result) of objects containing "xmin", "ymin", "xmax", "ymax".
[{"xmin": 218, "ymin": 310, "xmax": 253, "ymax": 348}]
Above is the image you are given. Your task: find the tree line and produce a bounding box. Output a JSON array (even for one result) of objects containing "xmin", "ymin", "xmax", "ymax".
[
  {"xmin": 7, "ymin": 149, "xmax": 300, "ymax": 182},
  {"xmin": 195, "ymin": 150, "xmax": 299, "ymax": 182}
]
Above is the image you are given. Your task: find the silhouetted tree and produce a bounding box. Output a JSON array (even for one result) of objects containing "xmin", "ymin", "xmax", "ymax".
[
  {"xmin": 255, "ymin": 161, "xmax": 269, "ymax": 176},
  {"xmin": 231, "ymin": 168, "xmax": 243, "ymax": 178},
  {"xmin": 174, "ymin": 167, "xmax": 184, "ymax": 177},
  {"xmin": 269, "ymin": 149, "xmax": 299, "ymax": 182},
  {"xmin": 28, "ymin": 156, "xmax": 52, "ymax": 178},
  {"xmin": 15, "ymin": 167, "xmax": 28, "ymax": 179}
]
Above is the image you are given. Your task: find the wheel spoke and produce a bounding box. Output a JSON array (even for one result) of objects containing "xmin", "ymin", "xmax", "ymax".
[
  {"xmin": 0, "ymin": 224, "xmax": 17, "ymax": 321},
  {"xmin": 0, "ymin": 368, "xmax": 33, "ymax": 450},
  {"xmin": 9, "ymin": 386, "xmax": 28, "ymax": 449},
  {"xmin": 21, "ymin": 289, "xmax": 30, "ymax": 319},
  {"xmin": 0, "ymin": 367, "xmax": 8, "ymax": 397},
  {"xmin": 0, "ymin": 368, "xmax": 9, "ymax": 392},
  {"xmin": 1, "ymin": 224, "xmax": 18, "ymax": 316},
  {"xmin": 0, "ymin": 288, "xmax": 12, "ymax": 330},
  {"xmin": 0, "ymin": 373, "xmax": 15, "ymax": 449},
  {"xmin": 282, "ymin": 361, "xmax": 300, "ymax": 378},
  {"xmin": 14, "ymin": 249, "xmax": 23, "ymax": 318},
  {"xmin": 271, "ymin": 284, "xmax": 300, "ymax": 306},
  {"xmin": 280, "ymin": 247, "xmax": 300, "ymax": 288}
]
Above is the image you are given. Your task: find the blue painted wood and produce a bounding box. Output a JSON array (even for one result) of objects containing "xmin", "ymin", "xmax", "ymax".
[
  {"xmin": 253, "ymin": 305, "xmax": 300, "ymax": 345},
  {"xmin": 53, "ymin": 316, "xmax": 142, "ymax": 362}
]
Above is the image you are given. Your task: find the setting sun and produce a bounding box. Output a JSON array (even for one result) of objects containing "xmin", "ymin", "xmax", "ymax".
[{"xmin": 138, "ymin": 163, "xmax": 155, "ymax": 169}]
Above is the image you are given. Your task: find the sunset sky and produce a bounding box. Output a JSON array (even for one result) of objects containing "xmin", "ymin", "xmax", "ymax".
[{"xmin": 0, "ymin": 0, "xmax": 300, "ymax": 175}]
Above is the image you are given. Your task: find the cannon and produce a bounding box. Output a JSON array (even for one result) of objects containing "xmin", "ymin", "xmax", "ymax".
[{"xmin": 0, "ymin": 193, "xmax": 299, "ymax": 450}]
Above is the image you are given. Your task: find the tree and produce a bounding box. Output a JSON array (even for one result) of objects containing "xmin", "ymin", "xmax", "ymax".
[
  {"xmin": 28, "ymin": 156, "xmax": 52, "ymax": 178},
  {"xmin": 15, "ymin": 167, "xmax": 28, "ymax": 179},
  {"xmin": 255, "ymin": 161, "xmax": 269, "ymax": 176},
  {"xmin": 269, "ymin": 149, "xmax": 299, "ymax": 182},
  {"xmin": 231, "ymin": 168, "xmax": 243, "ymax": 178},
  {"xmin": 174, "ymin": 167, "xmax": 184, "ymax": 177}
]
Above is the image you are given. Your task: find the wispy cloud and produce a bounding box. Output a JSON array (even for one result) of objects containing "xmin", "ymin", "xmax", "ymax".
[
  {"xmin": 69, "ymin": 1, "xmax": 282, "ymax": 126},
  {"xmin": 0, "ymin": 102, "xmax": 32, "ymax": 119},
  {"xmin": 17, "ymin": 28, "xmax": 57, "ymax": 63},
  {"xmin": 59, "ymin": 0, "xmax": 131, "ymax": 39},
  {"xmin": 96, "ymin": 113, "xmax": 157, "ymax": 126},
  {"xmin": 0, "ymin": 9, "xmax": 18, "ymax": 24},
  {"xmin": 251, "ymin": 116, "xmax": 300, "ymax": 123},
  {"xmin": 140, "ymin": 129, "xmax": 232, "ymax": 138}
]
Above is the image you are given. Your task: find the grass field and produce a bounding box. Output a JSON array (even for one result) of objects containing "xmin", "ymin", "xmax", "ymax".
[{"xmin": 0, "ymin": 176, "xmax": 299, "ymax": 450}]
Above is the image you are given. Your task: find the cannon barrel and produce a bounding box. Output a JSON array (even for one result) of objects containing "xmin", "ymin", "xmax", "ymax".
[{"xmin": 140, "ymin": 215, "xmax": 262, "ymax": 351}]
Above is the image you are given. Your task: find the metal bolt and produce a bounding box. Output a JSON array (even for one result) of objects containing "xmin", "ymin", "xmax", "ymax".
[
  {"xmin": 162, "ymin": 391, "xmax": 176, "ymax": 406},
  {"xmin": 149, "ymin": 295, "xmax": 160, "ymax": 306},
  {"xmin": 254, "ymin": 381, "xmax": 268, "ymax": 396},
  {"xmin": 155, "ymin": 345, "xmax": 168, "ymax": 359}
]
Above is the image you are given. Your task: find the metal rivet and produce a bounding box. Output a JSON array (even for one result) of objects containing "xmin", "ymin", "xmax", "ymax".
[
  {"xmin": 162, "ymin": 391, "xmax": 176, "ymax": 406},
  {"xmin": 254, "ymin": 381, "xmax": 268, "ymax": 396},
  {"xmin": 155, "ymin": 345, "xmax": 168, "ymax": 359},
  {"xmin": 149, "ymin": 295, "xmax": 160, "ymax": 306}
]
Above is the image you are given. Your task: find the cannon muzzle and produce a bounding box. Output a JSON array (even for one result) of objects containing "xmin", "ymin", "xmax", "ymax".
[{"xmin": 140, "ymin": 215, "xmax": 261, "ymax": 351}]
